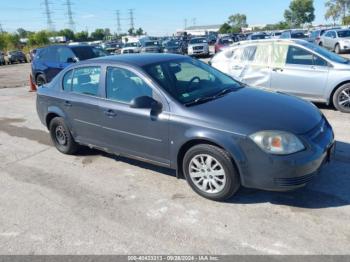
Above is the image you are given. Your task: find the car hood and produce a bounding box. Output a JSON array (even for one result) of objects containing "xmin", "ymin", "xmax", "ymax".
[{"xmin": 186, "ymin": 87, "xmax": 322, "ymax": 135}]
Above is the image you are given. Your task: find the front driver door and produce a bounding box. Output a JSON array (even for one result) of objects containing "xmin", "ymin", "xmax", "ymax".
[
  {"xmin": 99, "ymin": 66, "xmax": 170, "ymax": 166},
  {"xmin": 270, "ymin": 44, "xmax": 329, "ymax": 101}
]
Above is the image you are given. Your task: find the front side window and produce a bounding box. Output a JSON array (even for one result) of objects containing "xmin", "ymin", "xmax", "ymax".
[
  {"xmin": 286, "ymin": 46, "xmax": 314, "ymax": 65},
  {"xmin": 62, "ymin": 70, "xmax": 73, "ymax": 91},
  {"xmin": 106, "ymin": 67, "xmax": 153, "ymax": 103},
  {"xmin": 286, "ymin": 46, "xmax": 327, "ymax": 66},
  {"xmin": 143, "ymin": 58, "xmax": 242, "ymax": 105},
  {"xmin": 57, "ymin": 47, "xmax": 75, "ymax": 63},
  {"xmin": 71, "ymin": 67, "xmax": 101, "ymax": 96}
]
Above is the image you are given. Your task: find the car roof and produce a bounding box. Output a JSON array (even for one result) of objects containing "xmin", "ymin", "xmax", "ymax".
[
  {"xmin": 91, "ymin": 53, "xmax": 186, "ymax": 67},
  {"xmin": 229, "ymin": 38, "xmax": 307, "ymax": 47}
]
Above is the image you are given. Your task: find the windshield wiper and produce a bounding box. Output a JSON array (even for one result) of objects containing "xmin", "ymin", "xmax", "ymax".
[{"xmin": 184, "ymin": 88, "xmax": 236, "ymax": 107}]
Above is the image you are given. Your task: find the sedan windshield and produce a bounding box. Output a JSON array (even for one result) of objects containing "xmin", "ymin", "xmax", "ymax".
[
  {"xmin": 125, "ymin": 42, "xmax": 139, "ymax": 47},
  {"xmin": 190, "ymin": 38, "xmax": 207, "ymax": 44},
  {"xmin": 143, "ymin": 58, "xmax": 242, "ymax": 105},
  {"xmin": 166, "ymin": 40, "xmax": 181, "ymax": 47},
  {"xmin": 337, "ymin": 30, "xmax": 350, "ymax": 38},
  {"xmin": 300, "ymin": 42, "xmax": 350, "ymax": 64}
]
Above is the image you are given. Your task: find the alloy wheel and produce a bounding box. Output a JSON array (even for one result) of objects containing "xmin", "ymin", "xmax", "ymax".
[
  {"xmin": 188, "ymin": 154, "xmax": 226, "ymax": 194},
  {"xmin": 338, "ymin": 87, "xmax": 350, "ymax": 110}
]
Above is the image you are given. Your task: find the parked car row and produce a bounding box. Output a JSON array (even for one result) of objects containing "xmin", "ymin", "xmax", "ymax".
[{"xmin": 0, "ymin": 50, "xmax": 28, "ymax": 65}]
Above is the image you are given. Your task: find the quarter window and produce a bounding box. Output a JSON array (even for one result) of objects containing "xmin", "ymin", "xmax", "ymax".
[
  {"xmin": 71, "ymin": 67, "xmax": 101, "ymax": 96},
  {"xmin": 106, "ymin": 67, "xmax": 153, "ymax": 103},
  {"xmin": 57, "ymin": 47, "xmax": 75, "ymax": 63}
]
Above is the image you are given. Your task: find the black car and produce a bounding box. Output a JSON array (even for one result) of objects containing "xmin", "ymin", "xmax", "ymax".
[
  {"xmin": 5, "ymin": 50, "xmax": 27, "ymax": 64},
  {"xmin": 163, "ymin": 40, "xmax": 185, "ymax": 54},
  {"xmin": 31, "ymin": 45, "xmax": 108, "ymax": 86},
  {"xmin": 36, "ymin": 54, "xmax": 334, "ymax": 201}
]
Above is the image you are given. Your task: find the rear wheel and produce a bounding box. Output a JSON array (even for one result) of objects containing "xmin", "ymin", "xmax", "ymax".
[
  {"xmin": 333, "ymin": 84, "xmax": 350, "ymax": 113},
  {"xmin": 49, "ymin": 117, "xmax": 79, "ymax": 155},
  {"xmin": 183, "ymin": 144, "xmax": 240, "ymax": 201}
]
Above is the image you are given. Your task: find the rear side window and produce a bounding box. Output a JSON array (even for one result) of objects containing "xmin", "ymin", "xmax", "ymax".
[
  {"xmin": 37, "ymin": 47, "xmax": 57, "ymax": 61},
  {"xmin": 71, "ymin": 67, "xmax": 101, "ymax": 96},
  {"xmin": 57, "ymin": 47, "xmax": 75, "ymax": 63},
  {"xmin": 62, "ymin": 70, "xmax": 73, "ymax": 91}
]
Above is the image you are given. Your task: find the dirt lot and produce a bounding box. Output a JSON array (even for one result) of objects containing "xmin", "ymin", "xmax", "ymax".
[{"xmin": 0, "ymin": 63, "xmax": 349, "ymax": 254}]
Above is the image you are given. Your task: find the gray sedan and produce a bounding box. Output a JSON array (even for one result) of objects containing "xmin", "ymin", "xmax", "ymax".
[
  {"xmin": 36, "ymin": 54, "xmax": 334, "ymax": 201},
  {"xmin": 211, "ymin": 39, "xmax": 350, "ymax": 113}
]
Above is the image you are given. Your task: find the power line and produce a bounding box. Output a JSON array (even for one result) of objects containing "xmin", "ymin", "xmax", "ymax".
[
  {"xmin": 64, "ymin": 0, "xmax": 75, "ymax": 31},
  {"xmin": 184, "ymin": 19, "xmax": 188, "ymax": 29},
  {"xmin": 43, "ymin": 0, "xmax": 55, "ymax": 31},
  {"xmin": 116, "ymin": 10, "xmax": 121, "ymax": 34},
  {"xmin": 128, "ymin": 9, "xmax": 135, "ymax": 30}
]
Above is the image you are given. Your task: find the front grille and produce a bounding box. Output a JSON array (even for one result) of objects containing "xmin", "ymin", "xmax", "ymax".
[
  {"xmin": 274, "ymin": 173, "xmax": 316, "ymax": 187},
  {"xmin": 193, "ymin": 46, "xmax": 203, "ymax": 50},
  {"xmin": 123, "ymin": 49, "xmax": 134, "ymax": 54}
]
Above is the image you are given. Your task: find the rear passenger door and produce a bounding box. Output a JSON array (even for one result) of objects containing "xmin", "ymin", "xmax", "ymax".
[{"xmin": 63, "ymin": 66, "xmax": 104, "ymax": 146}]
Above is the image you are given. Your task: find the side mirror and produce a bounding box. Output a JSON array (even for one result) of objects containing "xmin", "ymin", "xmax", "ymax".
[
  {"xmin": 130, "ymin": 96, "xmax": 162, "ymax": 112},
  {"xmin": 66, "ymin": 57, "xmax": 77, "ymax": 63}
]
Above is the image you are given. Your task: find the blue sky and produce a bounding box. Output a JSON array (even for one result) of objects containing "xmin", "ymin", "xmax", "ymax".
[{"xmin": 1, "ymin": 0, "xmax": 327, "ymax": 35}]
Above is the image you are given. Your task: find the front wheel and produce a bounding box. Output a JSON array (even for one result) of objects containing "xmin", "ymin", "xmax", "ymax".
[
  {"xmin": 333, "ymin": 84, "xmax": 350, "ymax": 113},
  {"xmin": 183, "ymin": 144, "xmax": 240, "ymax": 201},
  {"xmin": 49, "ymin": 117, "xmax": 79, "ymax": 155},
  {"xmin": 335, "ymin": 44, "xmax": 341, "ymax": 54}
]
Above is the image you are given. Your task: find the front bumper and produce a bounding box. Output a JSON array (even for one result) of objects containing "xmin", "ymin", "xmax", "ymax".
[{"xmin": 237, "ymin": 118, "xmax": 335, "ymax": 191}]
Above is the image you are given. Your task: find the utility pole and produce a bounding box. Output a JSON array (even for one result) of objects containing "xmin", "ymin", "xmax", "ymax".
[
  {"xmin": 128, "ymin": 9, "xmax": 135, "ymax": 31},
  {"xmin": 64, "ymin": 0, "xmax": 75, "ymax": 31},
  {"xmin": 192, "ymin": 18, "xmax": 197, "ymax": 27},
  {"xmin": 116, "ymin": 10, "xmax": 122, "ymax": 34},
  {"xmin": 43, "ymin": 0, "xmax": 55, "ymax": 31}
]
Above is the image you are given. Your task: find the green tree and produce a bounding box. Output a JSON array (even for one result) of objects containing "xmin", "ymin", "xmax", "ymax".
[
  {"xmin": 75, "ymin": 31, "xmax": 89, "ymax": 41},
  {"xmin": 228, "ymin": 13, "xmax": 247, "ymax": 28},
  {"xmin": 219, "ymin": 23, "xmax": 232, "ymax": 34},
  {"xmin": 28, "ymin": 30, "xmax": 50, "ymax": 46},
  {"xmin": 58, "ymin": 29, "xmax": 75, "ymax": 41},
  {"xmin": 284, "ymin": 0, "xmax": 315, "ymax": 27},
  {"xmin": 91, "ymin": 28, "xmax": 105, "ymax": 40},
  {"xmin": 128, "ymin": 28, "xmax": 135, "ymax": 36},
  {"xmin": 343, "ymin": 15, "xmax": 350, "ymax": 24},
  {"xmin": 135, "ymin": 27, "xmax": 144, "ymax": 36},
  {"xmin": 325, "ymin": 1, "xmax": 341, "ymax": 25},
  {"xmin": 0, "ymin": 33, "xmax": 6, "ymax": 50}
]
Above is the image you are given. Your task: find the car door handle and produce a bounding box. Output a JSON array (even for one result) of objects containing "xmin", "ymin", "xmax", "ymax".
[
  {"xmin": 64, "ymin": 101, "xmax": 72, "ymax": 107},
  {"xmin": 104, "ymin": 109, "xmax": 117, "ymax": 117},
  {"xmin": 272, "ymin": 67, "xmax": 284, "ymax": 72}
]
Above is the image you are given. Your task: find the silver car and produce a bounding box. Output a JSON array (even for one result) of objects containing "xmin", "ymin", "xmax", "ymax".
[
  {"xmin": 211, "ymin": 39, "xmax": 350, "ymax": 113},
  {"xmin": 187, "ymin": 37, "xmax": 209, "ymax": 57},
  {"xmin": 320, "ymin": 29, "xmax": 350, "ymax": 54}
]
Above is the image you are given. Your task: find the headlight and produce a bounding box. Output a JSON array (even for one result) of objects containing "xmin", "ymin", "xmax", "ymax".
[
  {"xmin": 164, "ymin": 49, "xmax": 168, "ymax": 52},
  {"xmin": 250, "ymin": 131, "xmax": 305, "ymax": 155}
]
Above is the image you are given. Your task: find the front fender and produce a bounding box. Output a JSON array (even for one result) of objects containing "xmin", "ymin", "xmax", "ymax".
[{"xmin": 171, "ymin": 126, "xmax": 247, "ymax": 178}]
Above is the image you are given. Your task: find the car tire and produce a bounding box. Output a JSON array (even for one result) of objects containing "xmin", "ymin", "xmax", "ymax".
[
  {"xmin": 335, "ymin": 44, "xmax": 341, "ymax": 54},
  {"xmin": 49, "ymin": 117, "xmax": 79, "ymax": 155},
  {"xmin": 36, "ymin": 74, "xmax": 46, "ymax": 86},
  {"xmin": 333, "ymin": 83, "xmax": 350, "ymax": 113},
  {"xmin": 183, "ymin": 144, "xmax": 240, "ymax": 201}
]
